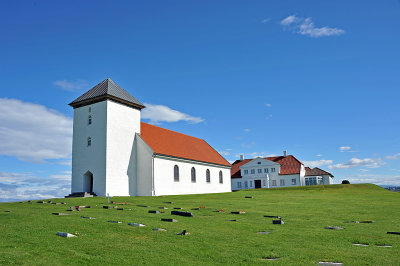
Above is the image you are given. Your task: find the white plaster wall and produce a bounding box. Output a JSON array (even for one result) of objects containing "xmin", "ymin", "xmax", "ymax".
[
  {"xmin": 134, "ymin": 134, "xmax": 154, "ymax": 196},
  {"xmin": 322, "ymin": 175, "xmax": 333, "ymax": 185},
  {"xmin": 71, "ymin": 101, "xmax": 107, "ymax": 195},
  {"xmin": 153, "ymin": 156, "xmax": 231, "ymax": 196},
  {"xmin": 105, "ymin": 100, "xmax": 141, "ymax": 196},
  {"xmin": 270, "ymin": 174, "xmax": 301, "ymax": 188}
]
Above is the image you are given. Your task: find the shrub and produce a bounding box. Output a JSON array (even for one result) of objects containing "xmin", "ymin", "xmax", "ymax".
[{"xmin": 342, "ymin": 180, "xmax": 350, "ymax": 184}]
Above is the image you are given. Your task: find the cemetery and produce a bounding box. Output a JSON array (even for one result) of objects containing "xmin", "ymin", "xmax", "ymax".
[{"xmin": 0, "ymin": 183, "xmax": 399, "ymax": 265}]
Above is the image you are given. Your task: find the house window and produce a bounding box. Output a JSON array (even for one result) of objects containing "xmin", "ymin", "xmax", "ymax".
[
  {"xmin": 245, "ymin": 181, "xmax": 248, "ymax": 188},
  {"xmin": 258, "ymin": 169, "xmax": 262, "ymax": 173},
  {"xmin": 257, "ymin": 162, "xmax": 261, "ymax": 164},
  {"xmin": 272, "ymin": 180, "xmax": 277, "ymax": 186},
  {"xmin": 237, "ymin": 182, "xmax": 242, "ymax": 188},
  {"xmin": 88, "ymin": 115, "xmax": 92, "ymax": 125},
  {"xmin": 174, "ymin": 165, "xmax": 179, "ymax": 182},
  {"xmin": 219, "ymin": 171, "xmax": 223, "ymax": 184},
  {"xmin": 191, "ymin": 167, "xmax": 196, "ymax": 183},
  {"xmin": 280, "ymin": 179, "xmax": 285, "ymax": 186},
  {"xmin": 292, "ymin": 179, "xmax": 296, "ymax": 185},
  {"xmin": 271, "ymin": 168, "xmax": 276, "ymax": 172},
  {"xmin": 206, "ymin": 169, "xmax": 210, "ymax": 183},
  {"xmin": 264, "ymin": 168, "xmax": 268, "ymax": 173},
  {"xmin": 87, "ymin": 137, "xmax": 91, "ymax": 146},
  {"xmin": 244, "ymin": 170, "xmax": 248, "ymax": 175},
  {"xmin": 251, "ymin": 169, "xmax": 255, "ymax": 174},
  {"xmin": 249, "ymin": 181, "xmax": 253, "ymax": 187},
  {"xmin": 262, "ymin": 180, "xmax": 266, "ymax": 186}
]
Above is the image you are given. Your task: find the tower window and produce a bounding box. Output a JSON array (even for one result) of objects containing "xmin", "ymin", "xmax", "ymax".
[
  {"xmin": 88, "ymin": 115, "xmax": 92, "ymax": 125},
  {"xmin": 87, "ymin": 137, "xmax": 92, "ymax": 147},
  {"xmin": 191, "ymin": 167, "xmax": 196, "ymax": 183}
]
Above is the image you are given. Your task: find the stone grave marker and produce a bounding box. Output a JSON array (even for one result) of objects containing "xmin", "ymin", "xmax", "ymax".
[
  {"xmin": 387, "ymin": 232, "xmax": 400, "ymax": 235},
  {"xmin": 171, "ymin": 210, "xmax": 194, "ymax": 217},
  {"xmin": 264, "ymin": 215, "xmax": 281, "ymax": 219},
  {"xmin": 324, "ymin": 226, "xmax": 343, "ymax": 230},
  {"xmin": 164, "ymin": 202, "xmax": 173, "ymax": 204},
  {"xmin": 260, "ymin": 257, "xmax": 279, "ymax": 261},
  {"xmin": 245, "ymin": 196, "xmax": 253, "ymax": 199},
  {"xmin": 52, "ymin": 213, "xmax": 70, "ymax": 216},
  {"xmin": 153, "ymin": 228, "xmax": 167, "ymax": 231},
  {"xmin": 158, "ymin": 207, "xmax": 168, "ymax": 209},
  {"xmin": 226, "ymin": 219, "xmax": 237, "ymax": 222},
  {"xmin": 176, "ymin": 230, "xmax": 190, "ymax": 235},
  {"xmin": 231, "ymin": 211, "xmax": 246, "ymax": 214},
  {"xmin": 191, "ymin": 208, "xmax": 200, "ymax": 210},
  {"xmin": 57, "ymin": 232, "xmax": 76, "ymax": 238},
  {"xmin": 318, "ymin": 262, "xmax": 343, "ymax": 266},
  {"xmin": 273, "ymin": 218, "xmax": 284, "ymax": 224},
  {"xmin": 161, "ymin": 218, "xmax": 178, "ymax": 222},
  {"xmin": 108, "ymin": 220, "xmax": 122, "ymax": 223},
  {"xmin": 80, "ymin": 216, "xmax": 95, "ymax": 219},
  {"xmin": 149, "ymin": 210, "xmax": 160, "ymax": 214},
  {"xmin": 128, "ymin": 223, "xmax": 146, "ymax": 227},
  {"xmin": 376, "ymin": 245, "xmax": 392, "ymax": 247},
  {"xmin": 344, "ymin": 221, "xmax": 359, "ymax": 223},
  {"xmin": 103, "ymin": 206, "xmax": 112, "ymax": 209},
  {"xmin": 173, "ymin": 207, "xmax": 182, "ymax": 210},
  {"xmin": 352, "ymin": 243, "xmax": 369, "ymax": 246},
  {"xmin": 359, "ymin": 220, "xmax": 374, "ymax": 223}
]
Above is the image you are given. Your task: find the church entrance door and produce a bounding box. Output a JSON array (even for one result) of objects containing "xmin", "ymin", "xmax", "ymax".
[{"xmin": 84, "ymin": 171, "xmax": 93, "ymax": 193}]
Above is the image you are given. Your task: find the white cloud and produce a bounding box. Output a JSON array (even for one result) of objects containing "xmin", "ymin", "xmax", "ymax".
[
  {"xmin": 0, "ymin": 98, "xmax": 73, "ymax": 163},
  {"xmin": 340, "ymin": 146, "xmax": 352, "ymax": 152},
  {"xmin": 328, "ymin": 158, "xmax": 385, "ymax": 170},
  {"xmin": 303, "ymin": 159, "xmax": 333, "ymax": 168},
  {"xmin": 261, "ymin": 18, "xmax": 271, "ymax": 24},
  {"xmin": 141, "ymin": 103, "xmax": 204, "ymax": 124},
  {"xmin": 244, "ymin": 129, "xmax": 250, "ymax": 132},
  {"xmin": 386, "ymin": 153, "xmax": 400, "ymax": 160},
  {"xmin": 280, "ymin": 15, "xmax": 345, "ymax": 38},
  {"xmin": 266, "ymin": 114, "xmax": 273, "ymax": 120},
  {"xmin": 265, "ymin": 103, "xmax": 272, "ymax": 108},
  {"xmin": 219, "ymin": 151, "xmax": 230, "ymax": 156},
  {"xmin": 316, "ymin": 154, "xmax": 323, "ymax": 157},
  {"xmin": 53, "ymin": 79, "xmax": 89, "ymax": 92}
]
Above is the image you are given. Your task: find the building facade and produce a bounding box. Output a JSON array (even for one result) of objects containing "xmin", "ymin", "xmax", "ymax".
[{"xmin": 69, "ymin": 78, "xmax": 231, "ymax": 197}]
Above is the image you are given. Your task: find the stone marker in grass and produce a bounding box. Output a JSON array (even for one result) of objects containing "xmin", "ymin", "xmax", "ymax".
[
  {"xmin": 171, "ymin": 211, "xmax": 193, "ymax": 217},
  {"xmin": 245, "ymin": 196, "xmax": 253, "ymax": 199},
  {"xmin": 149, "ymin": 210, "xmax": 160, "ymax": 214},
  {"xmin": 261, "ymin": 257, "xmax": 279, "ymax": 261},
  {"xmin": 264, "ymin": 215, "xmax": 281, "ymax": 219},
  {"xmin": 161, "ymin": 218, "xmax": 178, "ymax": 222},
  {"xmin": 163, "ymin": 202, "xmax": 173, "ymax": 204},
  {"xmin": 226, "ymin": 220, "xmax": 237, "ymax": 222},
  {"xmin": 318, "ymin": 262, "xmax": 343, "ymax": 266},
  {"xmin": 137, "ymin": 205, "xmax": 150, "ymax": 208},
  {"xmin": 324, "ymin": 226, "xmax": 343, "ymax": 230},
  {"xmin": 173, "ymin": 207, "xmax": 182, "ymax": 210},
  {"xmin": 57, "ymin": 232, "xmax": 76, "ymax": 238},
  {"xmin": 191, "ymin": 208, "xmax": 200, "ymax": 210},
  {"xmin": 80, "ymin": 216, "xmax": 95, "ymax": 219},
  {"xmin": 257, "ymin": 231, "xmax": 270, "ymax": 234},
  {"xmin": 352, "ymin": 243, "xmax": 369, "ymax": 246},
  {"xmin": 153, "ymin": 228, "xmax": 167, "ymax": 231},
  {"xmin": 37, "ymin": 201, "xmax": 45, "ymax": 203},
  {"xmin": 359, "ymin": 220, "xmax": 374, "ymax": 223},
  {"xmin": 108, "ymin": 220, "xmax": 122, "ymax": 223},
  {"xmin": 176, "ymin": 230, "xmax": 189, "ymax": 235},
  {"xmin": 128, "ymin": 223, "xmax": 146, "ymax": 227},
  {"xmin": 103, "ymin": 206, "xmax": 112, "ymax": 209},
  {"xmin": 158, "ymin": 207, "xmax": 168, "ymax": 209},
  {"xmin": 387, "ymin": 232, "xmax": 400, "ymax": 235},
  {"xmin": 344, "ymin": 221, "xmax": 359, "ymax": 223},
  {"xmin": 231, "ymin": 211, "xmax": 246, "ymax": 214},
  {"xmin": 52, "ymin": 213, "xmax": 69, "ymax": 216},
  {"xmin": 376, "ymin": 245, "xmax": 392, "ymax": 247},
  {"xmin": 273, "ymin": 218, "xmax": 284, "ymax": 224}
]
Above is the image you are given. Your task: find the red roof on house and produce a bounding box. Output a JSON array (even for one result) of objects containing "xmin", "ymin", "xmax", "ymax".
[
  {"xmin": 231, "ymin": 155, "xmax": 303, "ymax": 178},
  {"xmin": 140, "ymin": 122, "xmax": 231, "ymax": 167},
  {"xmin": 305, "ymin": 167, "xmax": 334, "ymax": 177}
]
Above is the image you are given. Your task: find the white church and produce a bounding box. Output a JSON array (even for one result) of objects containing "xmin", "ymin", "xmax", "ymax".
[{"xmin": 68, "ymin": 78, "xmax": 231, "ymax": 197}]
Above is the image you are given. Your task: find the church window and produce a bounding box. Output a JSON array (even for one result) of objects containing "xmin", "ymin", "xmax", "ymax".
[
  {"xmin": 206, "ymin": 169, "xmax": 210, "ymax": 183},
  {"xmin": 88, "ymin": 115, "xmax": 92, "ymax": 125},
  {"xmin": 219, "ymin": 171, "xmax": 223, "ymax": 184},
  {"xmin": 245, "ymin": 181, "xmax": 248, "ymax": 188},
  {"xmin": 87, "ymin": 137, "xmax": 91, "ymax": 146},
  {"xmin": 191, "ymin": 167, "xmax": 196, "ymax": 183},
  {"xmin": 174, "ymin": 165, "xmax": 179, "ymax": 182}
]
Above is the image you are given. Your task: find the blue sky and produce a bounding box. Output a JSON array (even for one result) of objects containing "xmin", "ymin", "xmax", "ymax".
[{"xmin": 1, "ymin": 0, "xmax": 399, "ymax": 201}]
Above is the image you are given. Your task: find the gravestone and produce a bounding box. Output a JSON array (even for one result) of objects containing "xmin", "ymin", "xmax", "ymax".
[
  {"xmin": 318, "ymin": 262, "xmax": 343, "ymax": 266},
  {"xmin": 387, "ymin": 232, "xmax": 400, "ymax": 235},
  {"xmin": 153, "ymin": 228, "xmax": 167, "ymax": 231},
  {"xmin": 245, "ymin": 196, "xmax": 253, "ymax": 198},
  {"xmin": 176, "ymin": 230, "xmax": 189, "ymax": 235},
  {"xmin": 117, "ymin": 208, "xmax": 124, "ymax": 210},
  {"xmin": 103, "ymin": 206, "xmax": 112, "ymax": 209},
  {"xmin": 191, "ymin": 208, "xmax": 200, "ymax": 210},
  {"xmin": 226, "ymin": 219, "xmax": 237, "ymax": 222},
  {"xmin": 264, "ymin": 215, "xmax": 281, "ymax": 219},
  {"xmin": 324, "ymin": 226, "xmax": 343, "ymax": 230},
  {"xmin": 352, "ymin": 243, "xmax": 369, "ymax": 246},
  {"xmin": 173, "ymin": 207, "xmax": 182, "ymax": 210},
  {"xmin": 257, "ymin": 231, "xmax": 271, "ymax": 234},
  {"xmin": 128, "ymin": 223, "xmax": 146, "ymax": 227},
  {"xmin": 61, "ymin": 202, "xmax": 66, "ymax": 205},
  {"xmin": 161, "ymin": 218, "xmax": 178, "ymax": 222},
  {"xmin": 108, "ymin": 220, "xmax": 122, "ymax": 223},
  {"xmin": 4, "ymin": 210, "xmax": 11, "ymax": 212},
  {"xmin": 80, "ymin": 216, "xmax": 95, "ymax": 219},
  {"xmin": 344, "ymin": 221, "xmax": 359, "ymax": 223},
  {"xmin": 149, "ymin": 210, "xmax": 160, "ymax": 214},
  {"xmin": 137, "ymin": 205, "xmax": 150, "ymax": 208},
  {"xmin": 164, "ymin": 202, "xmax": 173, "ymax": 204},
  {"xmin": 273, "ymin": 218, "xmax": 284, "ymax": 224},
  {"xmin": 57, "ymin": 232, "xmax": 76, "ymax": 238},
  {"xmin": 37, "ymin": 201, "xmax": 45, "ymax": 203},
  {"xmin": 52, "ymin": 213, "xmax": 69, "ymax": 216},
  {"xmin": 261, "ymin": 257, "xmax": 279, "ymax": 261},
  {"xmin": 376, "ymin": 245, "xmax": 392, "ymax": 247},
  {"xmin": 231, "ymin": 211, "xmax": 246, "ymax": 214},
  {"xmin": 171, "ymin": 211, "xmax": 194, "ymax": 217},
  {"xmin": 359, "ymin": 220, "xmax": 374, "ymax": 223},
  {"xmin": 158, "ymin": 207, "xmax": 168, "ymax": 209}
]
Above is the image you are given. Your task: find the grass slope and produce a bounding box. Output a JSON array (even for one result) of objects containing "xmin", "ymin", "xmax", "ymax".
[{"xmin": 0, "ymin": 184, "xmax": 399, "ymax": 265}]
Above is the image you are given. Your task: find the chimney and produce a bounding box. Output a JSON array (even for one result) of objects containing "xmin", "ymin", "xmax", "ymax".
[
  {"xmin": 283, "ymin": 151, "xmax": 287, "ymax": 157},
  {"xmin": 240, "ymin": 154, "xmax": 244, "ymax": 161}
]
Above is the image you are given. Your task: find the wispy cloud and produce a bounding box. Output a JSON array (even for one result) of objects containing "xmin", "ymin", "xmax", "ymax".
[
  {"xmin": 141, "ymin": 103, "xmax": 204, "ymax": 124},
  {"xmin": 243, "ymin": 129, "xmax": 250, "ymax": 132},
  {"xmin": 280, "ymin": 15, "xmax": 345, "ymax": 38},
  {"xmin": 328, "ymin": 158, "xmax": 385, "ymax": 170},
  {"xmin": 265, "ymin": 103, "xmax": 272, "ymax": 108},
  {"xmin": 0, "ymin": 98, "xmax": 72, "ymax": 163},
  {"xmin": 219, "ymin": 151, "xmax": 230, "ymax": 156},
  {"xmin": 53, "ymin": 79, "xmax": 89, "ymax": 92},
  {"xmin": 261, "ymin": 18, "xmax": 271, "ymax": 24},
  {"xmin": 340, "ymin": 146, "xmax": 351, "ymax": 152},
  {"xmin": 303, "ymin": 159, "xmax": 333, "ymax": 168},
  {"xmin": 386, "ymin": 153, "xmax": 400, "ymax": 160}
]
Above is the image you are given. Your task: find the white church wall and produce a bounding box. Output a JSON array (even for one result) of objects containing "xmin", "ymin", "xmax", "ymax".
[
  {"xmin": 71, "ymin": 101, "xmax": 107, "ymax": 195},
  {"xmin": 153, "ymin": 156, "xmax": 231, "ymax": 196},
  {"xmin": 105, "ymin": 100, "xmax": 141, "ymax": 196},
  {"xmin": 134, "ymin": 134, "xmax": 154, "ymax": 196}
]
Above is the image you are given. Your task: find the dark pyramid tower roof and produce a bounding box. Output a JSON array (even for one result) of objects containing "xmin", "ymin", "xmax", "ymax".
[{"xmin": 69, "ymin": 78, "xmax": 145, "ymax": 109}]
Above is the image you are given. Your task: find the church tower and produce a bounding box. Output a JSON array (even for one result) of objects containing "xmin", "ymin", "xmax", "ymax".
[{"xmin": 69, "ymin": 78, "xmax": 145, "ymax": 196}]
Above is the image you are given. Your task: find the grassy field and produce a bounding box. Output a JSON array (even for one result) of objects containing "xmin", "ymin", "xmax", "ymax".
[{"xmin": 0, "ymin": 184, "xmax": 399, "ymax": 265}]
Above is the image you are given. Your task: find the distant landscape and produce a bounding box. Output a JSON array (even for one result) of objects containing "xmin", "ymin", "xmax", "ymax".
[{"xmin": 1, "ymin": 184, "xmax": 399, "ymax": 265}]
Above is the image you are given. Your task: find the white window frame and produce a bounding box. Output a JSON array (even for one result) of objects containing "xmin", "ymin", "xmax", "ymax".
[{"xmin": 272, "ymin": 180, "xmax": 277, "ymax": 186}]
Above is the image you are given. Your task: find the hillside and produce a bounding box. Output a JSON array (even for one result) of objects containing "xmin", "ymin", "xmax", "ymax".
[{"xmin": 1, "ymin": 184, "xmax": 399, "ymax": 265}]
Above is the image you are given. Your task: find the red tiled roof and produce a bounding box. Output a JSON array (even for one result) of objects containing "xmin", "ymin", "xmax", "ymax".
[
  {"xmin": 140, "ymin": 122, "xmax": 231, "ymax": 167},
  {"xmin": 305, "ymin": 167, "xmax": 334, "ymax": 177},
  {"xmin": 231, "ymin": 155, "xmax": 303, "ymax": 178}
]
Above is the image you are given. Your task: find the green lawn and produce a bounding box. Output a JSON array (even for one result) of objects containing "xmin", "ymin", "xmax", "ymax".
[{"xmin": 0, "ymin": 184, "xmax": 399, "ymax": 265}]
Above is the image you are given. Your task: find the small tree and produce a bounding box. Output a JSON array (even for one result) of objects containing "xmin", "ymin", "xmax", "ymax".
[{"xmin": 342, "ymin": 180, "xmax": 350, "ymax": 184}]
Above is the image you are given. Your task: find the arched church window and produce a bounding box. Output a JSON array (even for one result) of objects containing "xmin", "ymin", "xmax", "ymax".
[
  {"xmin": 87, "ymin": 137, "xmax": 91, "ymax": 146},
  {"xmin": 191, "ymin": 167, "xmax": 196, "ymax": 183},
  {"xmin": 88, "ymin": 115, "xmax": 92, "ymax": 125},
  {"xmin": 206, "ymin": 169, "xmax": 210, "ymax": 183},
  {"xmin": 219, "ymin": 171, "xmax": 223, "ymax": 184},
  {"xmin": 174, "ymin": 165, "xmax": 179, "ymax": 182}
]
